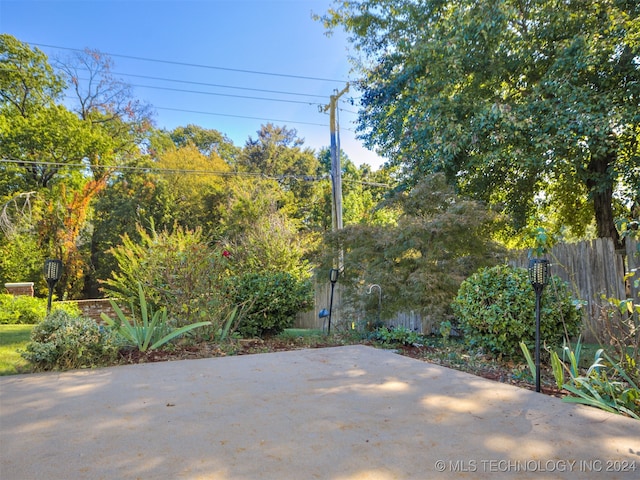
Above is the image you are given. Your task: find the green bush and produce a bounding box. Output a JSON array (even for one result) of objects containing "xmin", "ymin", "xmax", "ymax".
[
  {"xmin": 102, "ymin": 224, "xmax": 231, "ymax": 335},
  {"xmin": 224, "ymin": 272, "xmax": 313, "ymax": 338},
  {"xmin": 452, "ymin": 264, "xmax": 582, "ymax": 358},
  {"xmin": 371, "ymin": 326, "xmax": 423, "ymax": 346},
  {"xmin": 20, "ymin": 310, "xmax": 120, "ymax": 371},
  {"xmin": 0, "ymin": 294, "xmax": 44, "ymax": 324},
  {"xmin": 0, "ymin": 294, "xmax": 81, "ymax": 324}
]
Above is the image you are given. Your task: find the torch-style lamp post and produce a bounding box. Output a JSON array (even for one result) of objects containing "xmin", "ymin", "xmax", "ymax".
[
  {"xmin": 44, "ymin": 259, "xmax": 62, "ymax": 315},
  {"xmin": 327, "ymin": 268, "xmax": 339, "ymax": 335},
  {"xmin": 528, "ymin": 258, "xmax": 549, "ymax": 393}
]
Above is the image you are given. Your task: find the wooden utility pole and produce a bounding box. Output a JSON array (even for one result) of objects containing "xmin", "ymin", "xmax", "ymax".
[
  {"xmin": 326, "ymin": 84, "xmax": 349, "ymax": 232},
  {"xmin": 322, "ymin": 84, "xmax": 349, "ymax": 332}
]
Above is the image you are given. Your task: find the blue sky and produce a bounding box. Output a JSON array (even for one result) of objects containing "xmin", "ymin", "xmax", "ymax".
[{"xmin": 1, "ymin": 0, "xmax": 385, "ymax": 168}]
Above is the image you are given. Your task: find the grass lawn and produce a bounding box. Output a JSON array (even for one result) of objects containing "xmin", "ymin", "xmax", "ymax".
[
  {"xmin": 0, "ymin": 324, "xmax": 34, "ymax": 375},
  {"xmin": 551, "ymin": 341, "xmax": 612, "ymax": 369}
]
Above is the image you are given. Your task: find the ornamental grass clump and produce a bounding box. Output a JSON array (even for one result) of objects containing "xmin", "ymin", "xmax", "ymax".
[{"xmin": 452, "ymin": 264, "xmax": 581, "ymax": 359}]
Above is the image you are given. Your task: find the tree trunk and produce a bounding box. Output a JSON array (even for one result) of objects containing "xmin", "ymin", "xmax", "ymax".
[{"xmin": 586, "ymin": 152, "xmax": 621, "ymax": 248}]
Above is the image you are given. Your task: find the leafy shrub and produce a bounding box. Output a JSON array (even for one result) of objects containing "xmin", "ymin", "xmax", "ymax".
[
  {"xmin": 20, "ymin": 310, "xmax": 120, "ymax": 371},
  {"xmin": 102, "ymin": 223, "xmax": 231, "ymax": 334},
  {"xmin": 371, "ymin": 326, "xmax": 423, "ymax": 346},
  {"xmin": 594, "ymin": 271, "xmax": 639, "ymax": 384},
  {"xmin": 452, "ymin": 264, "xmax": 581, "ymax": 358},
  {"xmin": 224, "ymin": 272, "xmax": 313, "ymax": 338},
  {"xmin": 0, "ymin": 294, "xmax": 44, "ymax": 324},
  {"xmin": 0, "ymin": 231, "xmax": 46, "ymax": 295},
  {"xmin": 0, "ymin": 294, "xmax": 81, "ymax": 324}
]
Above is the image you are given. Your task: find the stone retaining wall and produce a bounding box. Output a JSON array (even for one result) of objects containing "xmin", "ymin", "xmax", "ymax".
[
  {"xmin": 4, "ymin": 283, "xmax": 35, "ymax": 296},
  {"xmin": 59, "ymin": 299, "xmax": 121, "ymax": 324}
]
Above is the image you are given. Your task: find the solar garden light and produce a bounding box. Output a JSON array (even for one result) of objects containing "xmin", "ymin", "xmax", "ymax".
[
  {"xmin": 44, "ymin": 259, "xmax": 62, "ymax": 315},
  {"xmin": 528, "ymin": 258, "xmax": 549, "ymax": 393},
  {"xmin": 327, "ymin": 268, "xmax": 339, "ymax": 335}
]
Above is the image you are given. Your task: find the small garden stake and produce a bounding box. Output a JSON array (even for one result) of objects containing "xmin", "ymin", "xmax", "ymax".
[
  {"xmin": 367, "ymin": 284, "xmax": 382, "ymax": 325},
  {"xmin": 528, "ymin": 258, "xmax": 549, "ymax": 392}
]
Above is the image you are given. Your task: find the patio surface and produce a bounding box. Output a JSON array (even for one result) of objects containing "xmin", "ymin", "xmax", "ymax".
[{"xmin": 1, "ymin": 345, "xmax": 639, "ymax": 479}]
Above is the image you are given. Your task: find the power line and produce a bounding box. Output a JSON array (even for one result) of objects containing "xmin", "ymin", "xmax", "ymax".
[
  {"xmin": 107, "ymin": 71, "xmax": 329, "ymax": 99},
  {"xmin": 8, "ymin": 44, "xmax": 361, "ymax": 128},
  {"xmin": 1, "ymin": 158, "xmax": 288, "ymax": 179},
  {"xmin": 113, "ymin": 80, "xmax": 322, "ymax": 106},
  {"xmin": 11, "ymin": 42, "xmax": 379, "ymax": 164},
  {"xmin": 154, "ymin": 106, "xmax": 329, "ymax": 127},
  {"xmin": 31, "ymin": 42, "xmax": 348, "ymax": 83}
]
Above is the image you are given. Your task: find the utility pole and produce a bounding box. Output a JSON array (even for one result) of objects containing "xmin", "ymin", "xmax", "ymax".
[
  {"xmin": 325, "ymin": 84, "xmax": 349, "ymax": 233},
  {"xmin": 321, "ymin": 84, "xmax": 349, "ymax": 334}
]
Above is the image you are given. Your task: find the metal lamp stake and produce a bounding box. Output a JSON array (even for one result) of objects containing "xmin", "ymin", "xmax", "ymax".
[
  {"xmin": 327, "ymin": 268, "xmax": 339, "ymax": 335},
  {"xmin": 528, "ymin": 258, "xmax": 549, "ymax": 393}
]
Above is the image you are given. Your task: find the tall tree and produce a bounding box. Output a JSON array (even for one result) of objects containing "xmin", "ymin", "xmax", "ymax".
[
  {"xmin": 0, "ymin": 36, "xmax": 151, "ymax": 297},
  {"xmin": 324, "ymin": 174, "xmax": 504, "ymax": 322},
  {"xmin": 321, "ymin": 0, "xmax": 640, "ymax": 245},
  {"xmin": 0, "ymin": 35, "xmax": 103, "ymax": 190},
  {"xmin": 239, "ymin": 123, "xmax": 321, "ymax": 226},
  {"xmin": 155, "ymin": 143, "xmax": 231, "ymax": 233},
  {"xmin": 56, "ymin": 47, "xmax": 153, "ymax": 296},
  {"xmin": 169, "ymin": 124, "xmax": 240, "ymax": 165}
]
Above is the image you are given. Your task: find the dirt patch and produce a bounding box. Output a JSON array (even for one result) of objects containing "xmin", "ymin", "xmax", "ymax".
[{"xmin": 394, "ymin": 343, "xmax": 566, "ymax": 397}]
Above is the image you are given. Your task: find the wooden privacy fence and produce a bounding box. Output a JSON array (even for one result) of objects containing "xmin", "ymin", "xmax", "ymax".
[
  {"xmin": 295, "ymin": 279, "xmax": 426, "ymax": 333},
  {"xmin": 295, "ymin": 280, "xmax": 342, "ymax": 331},
  {"xmin": 296, "ymin": 238, "xmax": 639, "ymax": 342},
  {"xmin": 509, "ymin": 238, "xmax": 639, "ymax": 343}
]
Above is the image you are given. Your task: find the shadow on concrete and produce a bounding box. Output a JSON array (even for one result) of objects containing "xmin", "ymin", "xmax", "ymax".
[{"xmin": 1, "ymin": 345, "xmax": 639, "ymax": 479}]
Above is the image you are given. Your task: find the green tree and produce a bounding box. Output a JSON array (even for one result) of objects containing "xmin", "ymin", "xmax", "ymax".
[
  {"xmin": 89, "ymin": 157, "xmax": 176, "ymax": 296},
  {"xmin": 155, "ymin": 144, "xmax": 231, "ymax": 234},
  {"xmin": 321, "ymin": 0, "xmax": 640, "ymax": 246},
  {"xmin": 323, "ymin": 174, "xmax": 504, "ymax": 322},
  {"xmin": 0, "ymin": 36, "xmax": 104, "ymax": 296},
  {"xmin": 169, "ymin": 124, "xmax": 240, "ymax": 165},
  {"xmin": 0, "ymin": 36, "xmax": 151, "ymax": 298},
  {"xmin": 239, "ymin": 123, "xmax": 321, "ymax": 225}
]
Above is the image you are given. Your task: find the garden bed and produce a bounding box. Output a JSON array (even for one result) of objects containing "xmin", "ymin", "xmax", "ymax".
[{"xmin": 116, "ymin": 335, "xmax": 567, "ymax": 398}]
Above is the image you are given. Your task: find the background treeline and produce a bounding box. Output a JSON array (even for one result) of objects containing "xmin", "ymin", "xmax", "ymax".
[
  {"xmin": 2, "ymin": 20, "xmax": 638, "ymax": 329},
  {"xmin": 0, "ymin": 34, "xmax": 392, "ymax": 306}
]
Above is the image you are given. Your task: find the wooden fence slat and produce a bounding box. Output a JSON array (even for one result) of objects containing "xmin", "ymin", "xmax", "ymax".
[{"xmin": 297, "ymin": 238, "xmax": 638, "ymax": 340}]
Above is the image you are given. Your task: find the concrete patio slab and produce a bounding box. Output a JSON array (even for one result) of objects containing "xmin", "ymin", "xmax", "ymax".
[{"xmin": 1, "ymin": 345, "xmax": 639, "ymax": 479}]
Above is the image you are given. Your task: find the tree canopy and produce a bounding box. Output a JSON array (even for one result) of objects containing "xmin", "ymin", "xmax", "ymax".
[
  {"xmin": 321, "ymin": 0, "xmax": 640, "ymax": 245},
  {"xmin": 0, "ymin": 35, "xmax": 151, "ymax": 297},
  {"xmin": 0, "ymin": 35, "xmax": 399, "ymax": 306},
  {"xmin": 323, "ymin": 174, "xmax": 504, "ymax": 322}
]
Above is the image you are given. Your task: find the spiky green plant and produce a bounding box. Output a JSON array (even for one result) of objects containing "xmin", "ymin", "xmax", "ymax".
[{"xmin": 101, "ymin": 283, "xmax": 210, "ymax": 352}]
